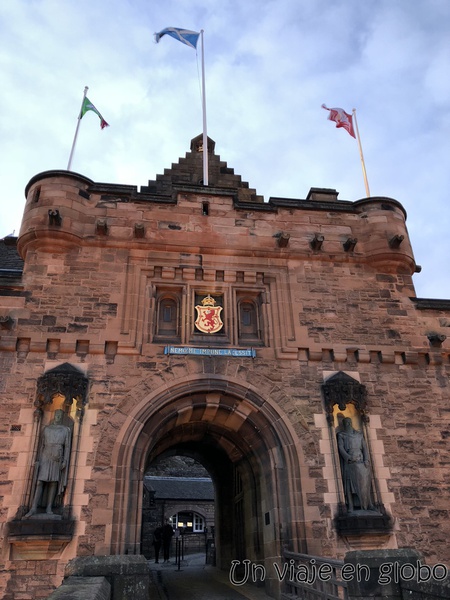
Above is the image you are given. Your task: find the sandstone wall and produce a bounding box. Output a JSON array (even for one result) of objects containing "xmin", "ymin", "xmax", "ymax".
[{"xmin": 0, "ymin": 169, "xmax": 448, "ymax": 599}]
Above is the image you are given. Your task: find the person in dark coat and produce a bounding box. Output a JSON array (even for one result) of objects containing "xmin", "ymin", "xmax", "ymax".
[
  {"xmin": 152, "ymin": 525, "xmax": 162, "ymax": 563},
  {"xmin": 162, "ymin": 519, "xmax": 174, "ymax": 562}
]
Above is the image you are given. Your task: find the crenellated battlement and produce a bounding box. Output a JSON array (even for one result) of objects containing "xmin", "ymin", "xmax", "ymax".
[{"xmin": 18, "ymin": 149, "xmax": 417, "ymax": 278}]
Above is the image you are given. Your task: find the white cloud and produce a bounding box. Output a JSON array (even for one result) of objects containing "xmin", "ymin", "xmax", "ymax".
[{"xmin": 0, "ymin": 0, "xmax": 449, "ymax": 297}]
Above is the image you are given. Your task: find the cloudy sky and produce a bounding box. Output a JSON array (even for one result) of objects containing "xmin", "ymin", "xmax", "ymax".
[{"xmin": 0, "ymin": 0, "xmax": 449, "ymax": 298}]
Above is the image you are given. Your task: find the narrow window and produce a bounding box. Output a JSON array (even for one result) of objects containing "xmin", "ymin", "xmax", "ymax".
[
  {"xmin": 237, "ymin": 296, "xmax": 263, "ymax": 346},
  {"xmin": 239, "ymin": 301, "xmax": 258, "ymax": 338},
  {"xmin": 155, "ymin": 296, "xmax": 180, "ymax": 340},
  {"xmin": 33, "ymin": 186, "xmax": 41, "ymax": 203},
  {"xmin": 242, "ymin": 305, "xmax": 252, "ymax": 326},
  {"xmin": 163, "ymin": 304, "xmax": 173, "ymax": 323}
]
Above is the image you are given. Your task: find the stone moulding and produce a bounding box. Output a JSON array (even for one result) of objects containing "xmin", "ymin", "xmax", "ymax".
[
  {"xmin": 7, "ymin": 518, "xmax": 75, "ymax": 560},
  {"xmin": 334, "ymin": 510, "xmax": 393, "ymax": 548}
]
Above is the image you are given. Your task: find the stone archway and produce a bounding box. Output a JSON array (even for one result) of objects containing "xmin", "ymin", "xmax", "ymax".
[{"xmin": 102, "ymin": 374, "xmax": 307, "ymax": 591}]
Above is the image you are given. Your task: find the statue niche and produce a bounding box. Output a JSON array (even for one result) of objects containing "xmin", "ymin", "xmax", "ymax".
[
  {"xmin": 24, "ymin": 363, "xmax": 88, "ymax": 519},
  {"xmin": 7, "ymin": 364, "xmax": 87, "ymax": 557},
  {"xmin": 322, "ymin": 372, "xmax": 393, "ymax": 539},
  {"xmin": 322, "ymin": 372, "xmax": 376, "ymax": 514}
]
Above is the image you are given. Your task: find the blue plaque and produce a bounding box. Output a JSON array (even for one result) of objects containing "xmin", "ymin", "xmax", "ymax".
[{"xmin": 164, "ymin": 346, "xmax": 256, "ymax": 358}]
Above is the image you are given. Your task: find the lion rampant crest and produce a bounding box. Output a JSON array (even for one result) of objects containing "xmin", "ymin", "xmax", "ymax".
[{"xmin": 195, "ymin": 295, "xmax": 223, "ymax": 334}]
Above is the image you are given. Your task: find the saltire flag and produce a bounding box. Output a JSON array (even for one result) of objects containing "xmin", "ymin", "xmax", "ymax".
[
  {"xmin": 154, "ymin": 27, "xmax": 200, "ymax": 49},
  {"xmin": 322, "ymin": 104, "xmax": 355, "ymax": 138},
  {"xmin": 80, "ymin": 97, "xmax": 109, "ymax": 129}
]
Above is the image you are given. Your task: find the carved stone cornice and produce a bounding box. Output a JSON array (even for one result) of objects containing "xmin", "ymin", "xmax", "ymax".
[
  {"xmin": 34, "ymin": 363, "xmax": 88, "ymax": 421},
  {"xmin": 322, "ymin": 372, "xmax": 368, "ymax": 425}
]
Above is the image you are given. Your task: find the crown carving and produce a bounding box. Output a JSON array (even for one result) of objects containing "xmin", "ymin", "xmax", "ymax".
[{"xmin": 201, "ymin": 294, "xmax": 216, "ymax": 306}]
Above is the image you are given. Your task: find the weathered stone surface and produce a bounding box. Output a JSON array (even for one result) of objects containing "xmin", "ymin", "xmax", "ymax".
[
  {"xmin": 401, "ymin": 575, "xmax": 450, "ymax": 600},
  {"xmin": 46, "ymin": 577, "xmax": 110, "ymax": 600},
  {"xmin": 345, "ymin": 548, "xmax": 423, "ymax": 599},
  {"xmin": 65, "ymin": 556, "xmax": 149, "ymax": 600},
  {"xmin": 65, "ymin": 555, "xmax": 148, "ymax": 577}
]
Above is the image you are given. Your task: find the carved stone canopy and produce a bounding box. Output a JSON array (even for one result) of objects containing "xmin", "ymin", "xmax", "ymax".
[
  {"xmin": 322, "ymin": 372, "xmax": 368, "ymax": 424},
  {"xmin": 34, "ymin": 363, "xmax": 88, "ymax": 420}
]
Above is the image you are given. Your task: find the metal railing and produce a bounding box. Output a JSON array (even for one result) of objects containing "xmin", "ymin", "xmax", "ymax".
[{"xmin": 281, "ymin": 550, "xmax": 348, "ymax": 600}]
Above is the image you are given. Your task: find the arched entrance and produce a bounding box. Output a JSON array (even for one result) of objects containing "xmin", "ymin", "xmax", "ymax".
[
  {"xmin": 108, "ymin": 375, "xmax": 307, "ymax": 591},
  {"xmin": 142, "ymin": 456, "xmax": 213, "ymax": 561}
]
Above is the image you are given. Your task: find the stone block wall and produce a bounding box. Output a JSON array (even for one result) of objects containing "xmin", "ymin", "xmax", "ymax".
[{"xmin": 0, "ymin": 155, "xmax": 449, "ymax": 599}]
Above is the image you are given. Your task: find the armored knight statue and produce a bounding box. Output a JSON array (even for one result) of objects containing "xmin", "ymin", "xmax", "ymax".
[
  {"xmin": 337, "ymin": 417, "xmax": 373, "ymax": 512},
  {"xmin": 25, "ymin": 409, "xmax": 71, "ymax": 517}
]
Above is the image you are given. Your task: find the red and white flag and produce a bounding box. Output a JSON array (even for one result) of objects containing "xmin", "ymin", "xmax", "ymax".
[{"xmin": 322, "ymin": 104, "xmax": 355, "ymax": 138}]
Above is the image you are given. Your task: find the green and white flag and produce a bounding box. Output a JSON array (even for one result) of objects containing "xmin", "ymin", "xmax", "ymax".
[{"xmin": 80, "ymin": 97, "xmax": 109, "ymax": 129}]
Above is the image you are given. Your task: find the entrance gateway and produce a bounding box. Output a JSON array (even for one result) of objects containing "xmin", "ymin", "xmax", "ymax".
[{"xmin": 110, "ymin": 374, "xmax": 305, "ymax": 586}]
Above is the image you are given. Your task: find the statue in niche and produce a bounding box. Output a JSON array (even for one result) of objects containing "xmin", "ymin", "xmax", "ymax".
[
  {"xmin": 336, "ymin": 417, "xmax": 374, "ymax": 512},
  {"xmin": 25, "ymin": 409, "xmax": 72, "ymax": 517}
]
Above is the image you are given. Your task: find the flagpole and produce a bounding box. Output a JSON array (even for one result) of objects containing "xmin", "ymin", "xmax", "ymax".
[
  {"xmin": 67, "ymin": 86, "xmax": 89, "ymax": 171},
  {"xmin": 200, "ymin": 30, "xmax": 208, "ymax": 186},
  {"xmin": 352, "ymin": 108, "xmax": 370, "ymax": 197}
]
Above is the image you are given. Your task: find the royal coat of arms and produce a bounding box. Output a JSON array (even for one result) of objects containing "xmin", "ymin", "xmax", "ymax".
[{"xmin": 195, "ymin": 294, "xmax": 223, "ymax": 334}]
